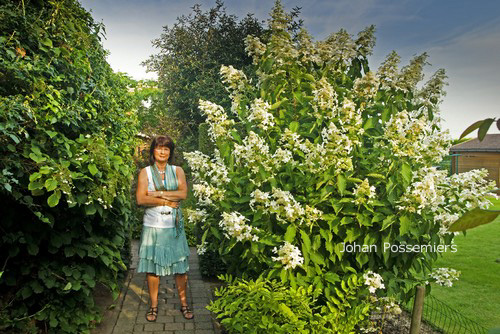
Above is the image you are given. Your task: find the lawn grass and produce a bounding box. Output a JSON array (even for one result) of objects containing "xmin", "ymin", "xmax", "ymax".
[{"xmin": 430, "ymin": 197, "xmax": 500, "ymax": 331}]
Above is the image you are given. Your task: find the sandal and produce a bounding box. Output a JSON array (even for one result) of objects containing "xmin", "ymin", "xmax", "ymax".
[
  {"xmin": 180, "ymin": 305, "xmax": 194, "ymax": 320},
  {"xmin": 145, "ymin": 306, "xmax": 158, "ymax": 322}
]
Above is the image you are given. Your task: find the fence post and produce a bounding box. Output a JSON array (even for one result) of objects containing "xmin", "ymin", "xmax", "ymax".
[{"xmin": 410, "ymin": 286, "xmax": 426, "ymax": 334}]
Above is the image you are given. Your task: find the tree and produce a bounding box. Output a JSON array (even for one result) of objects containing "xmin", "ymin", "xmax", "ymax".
[{"xmin": 143, "ymin": 1, "xmax": 302, "ymax": 151}]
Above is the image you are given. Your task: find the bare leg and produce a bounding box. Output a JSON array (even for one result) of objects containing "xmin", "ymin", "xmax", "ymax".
[
  {"xmin": 175, "ymin": 273, "xmax": 193, "ymax": 319},
  {"xmin": 146, "ymin": 273, "xmax": 160, "ymax": 321}
]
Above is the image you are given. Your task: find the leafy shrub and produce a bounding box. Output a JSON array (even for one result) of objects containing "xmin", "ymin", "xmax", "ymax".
[
  {"xmin": 185, "ymin": 0, "xmax": 495, "ymax": 310},
  {"xmin": 0, "ymin": 1, "xmax": 139, "ymax": 332},
  {"xmin": 208, "ymin": 274, "xmax": 371, "ymax": 333}
]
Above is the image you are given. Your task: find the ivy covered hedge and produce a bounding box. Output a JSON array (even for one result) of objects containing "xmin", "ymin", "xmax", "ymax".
[{"xmin": 0, "ymin": 1, "xmax": 138, "ymax": 333}]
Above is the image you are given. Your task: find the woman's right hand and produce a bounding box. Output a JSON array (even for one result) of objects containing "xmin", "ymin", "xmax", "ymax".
[{"xmin": 163, "ymin": 200, "xmax": 180, "ymax": 208}]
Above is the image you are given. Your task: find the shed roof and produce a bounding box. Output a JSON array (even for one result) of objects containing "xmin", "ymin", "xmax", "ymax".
[{"xmin": 450, "ymin": 134, "xmax": 500, "ymax": 153}]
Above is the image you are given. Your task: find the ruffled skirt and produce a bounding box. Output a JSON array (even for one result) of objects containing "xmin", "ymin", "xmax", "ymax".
[{"xmin": 137, "ymin": 226, "xmax": 190, "ymax": 276}]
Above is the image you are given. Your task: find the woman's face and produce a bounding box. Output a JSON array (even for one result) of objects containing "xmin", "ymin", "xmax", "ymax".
[{"xmin": 153, "ymin": 145, "xmax": 170, "ymax": 164}]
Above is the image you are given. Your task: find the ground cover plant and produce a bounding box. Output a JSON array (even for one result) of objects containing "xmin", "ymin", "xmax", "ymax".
[
  {"xmin": 0, "ymin": 1, "xmax": 139, "ymax": 332},
  {"xmin": 185, "ymin": 1, "xmax": 497, "ymax": 331},
  {"xmin": 431, "ymin": 197, "xmax": 500, "ymax": 331}
]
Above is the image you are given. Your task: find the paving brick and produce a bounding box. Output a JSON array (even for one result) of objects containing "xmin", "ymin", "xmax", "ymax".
[
  {"xmin": 165, "ymin": 322, "xmax": 185, "ymax": 331},
  {"xmin": 144, "ymin": 322, "xmax": 165, "ymax": 332},
  {"xmin": 195, "ymin": 321, "xmax": 213, "ymax": 330}
]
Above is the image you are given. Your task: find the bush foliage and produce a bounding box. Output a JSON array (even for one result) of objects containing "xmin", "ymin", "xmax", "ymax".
[
  {"xmin": 186, "ymin": 2, "xmax": 496, "ymax": 327},
  {"xmin": 0, "ymin": 1, "xmax": 138, "ymax": 332}
]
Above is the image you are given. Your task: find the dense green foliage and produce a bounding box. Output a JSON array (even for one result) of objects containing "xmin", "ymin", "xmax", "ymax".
[
  {"xmin": 0, "ymin": 1, "xmax": 139, "ymax": 332},
  {"xmin": 143, "ymin": 0, "xmax": 269, "ymax": 150},
  {"xmin": 208, "ymin": 274, "xmax": 371, "ymax": 334}
]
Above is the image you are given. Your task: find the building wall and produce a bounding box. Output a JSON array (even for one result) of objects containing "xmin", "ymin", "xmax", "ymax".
[{"xmin": 451, "ymin": 152, "xmax": 500, "ymax": 193}]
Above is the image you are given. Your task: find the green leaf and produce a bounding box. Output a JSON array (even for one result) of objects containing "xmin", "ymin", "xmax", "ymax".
[
  {"xmin": 27, "ymin": 243, "xmax": 39, "ymax": 255},
  {"xmin": 381, "ymin": 215, "xmax": 395, "ymax": 230},
  {"xmin": 21, "ymin": 286, "xmax": 32, "ymax": 299},
  {"xmin": 85, "ymin": 204, "xmax": 97, "ymax": 215},
  {"xmin": 284, "ymin": 225, "xmax": 296, "ymax": 243},
  {"xmin": 88, "ymin": 164, "xmax": 99, "ymax": 176},
  {"xmin": 448, "ymin": 208, "xmax": 500, "ymax": 232},
  {"xmin": 41, "ymin": 38, "xmax": 53, "ymax": 47},
  {"xmin": 399, "ymin": 215, "xmax": 411, "ymax": 236},
  {"xmin": 63, "ymin": 282, "xmax": 72, "ymax": 291},
  {"xmin": 337, "ymin": 174, "xmax": 346, "ymax": 195},
  {"xmin": 29, "ymin": 153, "xmax": 46, "ymax": 163},
  {"xmin": 47, "ymin": 191, "xmax": 61, "ymax": 207},
  {"xmin": 401, "ymin": 163, "xmax": 412, "ymax": 185},
  {"xmin": 289, "ymin": 121, "xmax": 300, "ymax": 132},
  {"xmin": 45, "ymin": 178, "xmax": 58, "ymax": 191},
  {"xmin": 460, "ymin": 119, "xmax": 484, "ymax": 139},
  {"xmin": 300, "ymin": 230, "xmax": 311, "ymax": 252},
  {"xmin": 478, "ymin": 118, "xmax": 495, "ymax": 141}
]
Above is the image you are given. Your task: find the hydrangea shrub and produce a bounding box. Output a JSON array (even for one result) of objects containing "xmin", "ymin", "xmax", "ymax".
[{"xmin": 185, "ymin": 1, "xmax": 495, "ymax": 304}]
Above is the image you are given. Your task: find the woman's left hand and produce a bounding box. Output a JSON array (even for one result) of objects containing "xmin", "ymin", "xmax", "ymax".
[{"xmin": 148, "ymin": 190, "xmax": 166, "ymax": 198}]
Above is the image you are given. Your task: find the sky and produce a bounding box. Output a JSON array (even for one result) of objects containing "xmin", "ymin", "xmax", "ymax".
[{"xmin": 79, "ymin": 0, "xmax": 500, "ymax": 139}]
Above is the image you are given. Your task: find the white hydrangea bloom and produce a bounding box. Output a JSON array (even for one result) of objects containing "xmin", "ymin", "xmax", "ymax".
[
  {"xmin": 219, "ymin": 211, "xmax": 259, "ymax": 242},
  {"xmin": 363, "ymin": 271, "xmax": 385, "ymax": 294},
  {"xmin": 198, "ymin": 100, "xmax": 234, "ymax": 140},
  {"xmin": 429, "ymin": 267, "xmax": 460, "ymax": 287},
  {"xmin": 244, "ymin": 35, "xmax": 266, "ymax": 65},
  {"xmin": 192, "ymin": 181, "xmax": 225, "ymax": 207},
  {"xmin": 353, "ymin": 179, "xmax": 376, "ymax": 205},
  {"xmin": 248, "ymin": 98, "xmax": 275, "ymax": 130},
  {"xmin": 272, "ymin": 242, "xmax": 304, "ymax": 270},
  {"xmin": 196, "ymin": 242, "xmax": 208, "ymax": 255},
  {"xmin": 185, "ymin": 208, "xmax": 207, "ymax": 224}
]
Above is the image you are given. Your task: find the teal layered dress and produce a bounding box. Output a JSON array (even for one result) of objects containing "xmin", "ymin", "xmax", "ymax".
[{"xmin": 137, "ymin": 164, "xmax": 190, "ymax": 276}]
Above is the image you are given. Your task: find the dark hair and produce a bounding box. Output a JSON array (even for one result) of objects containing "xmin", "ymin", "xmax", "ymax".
[{"xmin": 149, "ymin": 135, "xmax": 175, "ymax": 165}]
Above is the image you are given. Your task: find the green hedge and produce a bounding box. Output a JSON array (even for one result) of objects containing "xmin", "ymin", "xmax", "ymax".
[{"xmin": 0, "ymin": 1, "xmax": 138, "ymax": 333}]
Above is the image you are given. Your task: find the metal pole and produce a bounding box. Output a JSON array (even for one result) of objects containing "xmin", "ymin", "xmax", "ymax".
[{"xmin": 409, "ymin": 286, "xmax": 425, "ymax": 334}]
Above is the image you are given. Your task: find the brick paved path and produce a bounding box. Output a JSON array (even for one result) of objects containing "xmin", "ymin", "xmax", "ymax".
[{"xmin": 107, "ymin": 242, "xmax": 221, "ymax": 334}]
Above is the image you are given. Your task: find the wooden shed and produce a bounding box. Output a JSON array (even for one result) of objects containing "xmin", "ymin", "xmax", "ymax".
[{"xmin": 450, "ymin": 134, "xmax": 500, "ymax": 193}]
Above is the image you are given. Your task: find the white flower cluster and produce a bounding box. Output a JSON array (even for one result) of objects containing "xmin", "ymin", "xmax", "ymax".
[
  {"xmin": 184, "ymin": 151, "xmax": 230, "ymax": 186},
  {"xmin": 446, "ymin": 169, "xmax": 495, "ymax": 210},
  {"xmin": 220, "ymin": 65, "xmax": 248, "ymax": 114},
  {"xmin": 398, "ymin": 167, "xmax": 447, "ymax": 214},
  {"xmin": 353, "ymin": 71, "xmax": 380, "ymax": 100},
  {"xmin": 377, "ymin": 51, "xmax": 401, "ymax": 91},
  {"xmin": 363, "ymin": 271, "xmax": 385, "ymax": 294},
  {"xmin": 244, "ymin": 35, "xmax": 266, "ymax": 65},
  {"xmin": 220, "ymin": 65, "xmax": 247, "ymax": 92},
  {"xmin": 185, "ymin": 208, "xmax": 207, "ymax": 225},
  {"xmin": 219, "ymin": 211, "xmax": 259, "ymax": 242},
  {"xmin": 192, "ymin": 181, "xmax": 225, "ymax": 207},
  {"xmin": 429, "ymin": 267, "xmax": 460, "ymax": 287},
  {"xmin": 296, "ymin": 29, "xmax": 322, "ymax": 64},
  {"xmin": 196, "ymin": 241, "xmax": 208, "ymax": 255},
  {"xmin": 353, "ymin": 179, "xmax": 377, "ymax": 205},
  {"xmin": 317, "ymin": 29, "xmax": 357, "ymax": 67},
  {"xmin": 379, "ymin": 297, "xmax": 402, "ymax": 316},
  {"xmin": 250, "ymin": 188, "xmax": 323, "ymax": 225},
  {"xmin": 233, "ymin": 131, "xmax": 272, "ymax": 176},
  {"xmin": 380, "ymin": 110, "xmax": 451, "ymax": 164},
  {"xmin": 272, "ymin": 242, "xmax": 304, "ymax": 270},
  {"xmin": 272, "ymin": 147, "xmax": 295, "ymax": 166},
  {"xmin": 312, "ymin": 77, "xmax": 337, "ymax": 116},
  {"xmin": 248, "ymin": 98, "xmax": 275, "ymax": 130},
  {"xmin": 198, "ymin": 99, "xmax": 234, "ymax": 140},
  {"xmin": 280, "ymin": 124, "xmax": 354, "ymax": 175}
]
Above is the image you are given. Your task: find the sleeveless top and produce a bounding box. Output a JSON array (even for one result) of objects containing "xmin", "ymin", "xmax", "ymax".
[{"xmin": 143, "ymin": 165, "xmax": 178, "ymax": 228}]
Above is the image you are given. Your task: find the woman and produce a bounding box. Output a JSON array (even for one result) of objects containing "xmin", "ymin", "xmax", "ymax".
[{"xmin": 136, "ymin": 135, "xmax": 193, "ymax": 322}]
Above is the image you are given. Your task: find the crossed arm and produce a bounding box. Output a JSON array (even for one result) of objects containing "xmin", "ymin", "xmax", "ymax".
[{"xmin": 136, "ymin": 166, "xmax": 188, "ymax": 208}]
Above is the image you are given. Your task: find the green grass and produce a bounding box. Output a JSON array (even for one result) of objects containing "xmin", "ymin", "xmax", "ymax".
[{"xmin": 430, "ymin": 197, "xmax": 500, "ymax": 331}]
